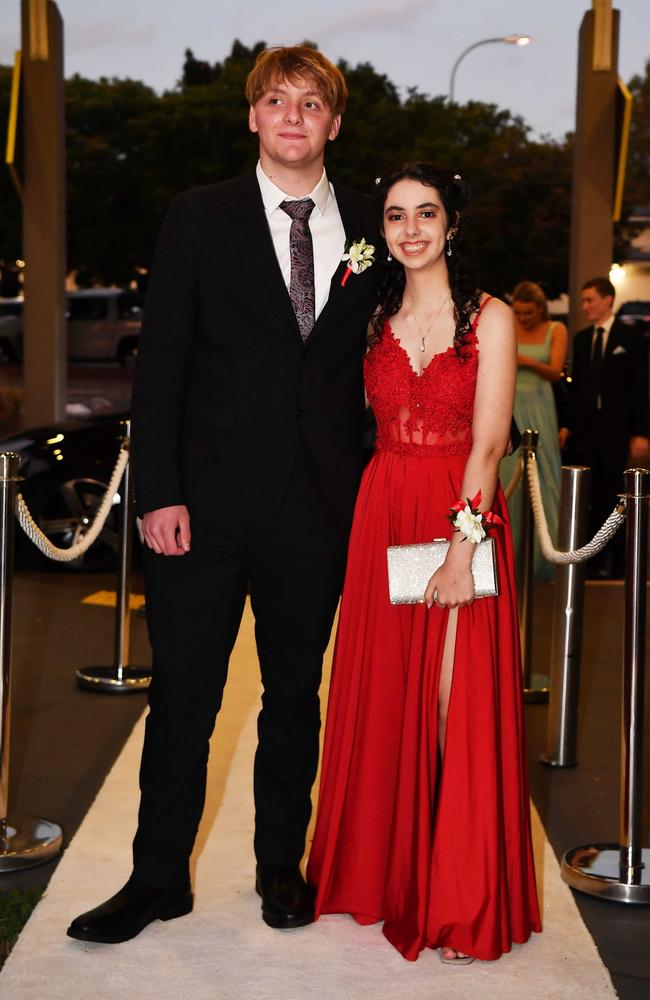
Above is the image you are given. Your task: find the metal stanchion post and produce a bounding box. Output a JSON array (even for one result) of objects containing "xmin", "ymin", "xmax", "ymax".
[
  {"xmin": 0, "ymin": 453, "xmax": 62, "ymax": 870},
  {"xmin": 561, "ymin": 468, "xmax": 650, "ymax": 902},
  {"xmin": 76, "ymin": 421, "xmax": 151, "ymax": 693},
  {"xmin": 541, "ymin": 466, "xmax": 590, "ymax": 767},
  {"xmin": 519, "ymin": 429, "xmax": 548, "ymax": 703}
]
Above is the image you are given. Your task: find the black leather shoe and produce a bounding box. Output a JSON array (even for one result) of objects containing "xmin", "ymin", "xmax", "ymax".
[
  {"xmin": 255, "ymin": 864, "xmax": 314, "ymax": 929},
  {"xmin": 67, "ymin": 879, "xmax": 193, "ymax": 944}
]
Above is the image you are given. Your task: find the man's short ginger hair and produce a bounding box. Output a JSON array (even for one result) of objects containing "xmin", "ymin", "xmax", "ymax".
[{"xmin": 245, "ymin": 45, "xmax": 348, "ymax": 116}]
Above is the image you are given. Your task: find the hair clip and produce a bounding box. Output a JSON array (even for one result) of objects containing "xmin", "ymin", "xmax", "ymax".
[{"xmin": 374, "ymin": 177, "xmax": 382, "ymax": 185}]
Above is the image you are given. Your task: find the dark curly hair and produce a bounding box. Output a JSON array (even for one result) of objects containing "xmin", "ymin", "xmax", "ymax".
[{"xmin": 371, "ymin": 162, "xmax": 481, "ymax": 355}]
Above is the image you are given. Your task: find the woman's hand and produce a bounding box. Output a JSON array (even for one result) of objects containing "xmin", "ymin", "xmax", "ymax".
[{"xmin": 424, "ymin": 556, "xmax": 475, "ymax": 609}]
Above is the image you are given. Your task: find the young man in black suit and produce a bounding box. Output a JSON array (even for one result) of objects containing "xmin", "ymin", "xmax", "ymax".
[
  {"xmin": 68, "ymin": 45, "xmax": 379, "ymax": 943},
  {"xmin": 559, "ymin": 276, "xmax": 649, "ymax": 577}
]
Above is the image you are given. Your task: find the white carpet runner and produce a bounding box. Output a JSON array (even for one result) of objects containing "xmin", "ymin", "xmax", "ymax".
[{"xmin": 0, "ymin": 602, "xmax": 617, "ymax": 999}]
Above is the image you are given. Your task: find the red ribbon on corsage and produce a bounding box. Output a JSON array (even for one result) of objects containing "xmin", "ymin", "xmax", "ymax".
[{"xmin": 482, "ymin": 509, "xmax": 504, "ymax": 527}]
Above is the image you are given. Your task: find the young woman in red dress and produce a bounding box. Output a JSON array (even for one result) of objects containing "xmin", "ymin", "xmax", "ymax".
[{"xmin": 307, "ymin": 163, "xmax": 541, "ymax": 964}]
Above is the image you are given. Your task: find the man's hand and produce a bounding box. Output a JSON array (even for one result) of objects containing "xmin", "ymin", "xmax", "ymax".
[
  {"xmin": 558, "ymin": 427, "xmax": 570, "ymax": 449},
  {"xmin": 629, "ymin": 436, "xmax": 650, "ymax": 463},
  {"xmin": 142, "ymin": 505, "xmax": 191, "ymax": 556}
]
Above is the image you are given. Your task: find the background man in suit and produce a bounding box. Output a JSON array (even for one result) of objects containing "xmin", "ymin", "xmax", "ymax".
[
  {"xmin": 559, "ymin": 276, "xmax": 649, "ymax": 577},
  {"xmin": 68, "ymin": 45, "xmax": 379, "ymax": 944}
]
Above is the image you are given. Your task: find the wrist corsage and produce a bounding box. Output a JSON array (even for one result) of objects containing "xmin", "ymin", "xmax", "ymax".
[
  {"xmin": 341, "ymin": 238, "xmax": 375, "ymax": 286},
  {"xmin": 447, "ymin": 489, "xmax": 503, "ymax": 544}
]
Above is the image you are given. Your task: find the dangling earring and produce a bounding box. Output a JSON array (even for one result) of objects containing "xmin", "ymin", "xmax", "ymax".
[
  {"xmin": 446, "ymin": 239, "xmax": 453, "ymax": 257},
  {"xmin": 387, "ymin": 251, "xmax": 393, "ymax": 262}
]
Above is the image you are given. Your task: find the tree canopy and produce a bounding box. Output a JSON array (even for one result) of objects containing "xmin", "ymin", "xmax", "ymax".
[{"xmin": 0, "ymin": 41, "xmax": 648, "ymax": 297}]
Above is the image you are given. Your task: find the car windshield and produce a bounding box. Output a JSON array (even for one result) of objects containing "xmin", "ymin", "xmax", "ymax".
[{"xmin": 67, "ymin": 296, "xmax": 110, "ymax": 321}]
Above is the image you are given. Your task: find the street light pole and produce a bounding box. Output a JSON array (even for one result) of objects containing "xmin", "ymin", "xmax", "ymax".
[{"xmin": 449, "ymin": 34, "xmax": 531, "ymax": 103}]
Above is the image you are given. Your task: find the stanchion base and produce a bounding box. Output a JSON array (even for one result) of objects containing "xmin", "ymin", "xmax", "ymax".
[
  {"xmin": 0, "ymin": 815, "xmax": 63, "ymax": 871},
  {"xmin": 76, "ymin": 665, "xmax": 151, "ymax": 693},
  {"xmin": 562, "ymin": 843, "xmax": 650, "ymax": 903},
  {"xmin": 539, "ymin": 752, "xmax": 577, "ymax": 768}
]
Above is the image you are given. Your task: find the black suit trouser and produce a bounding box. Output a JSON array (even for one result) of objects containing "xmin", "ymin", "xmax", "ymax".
[{"xmin": 132, "ymin": 457, "xmax": 351, "ymax": 890}]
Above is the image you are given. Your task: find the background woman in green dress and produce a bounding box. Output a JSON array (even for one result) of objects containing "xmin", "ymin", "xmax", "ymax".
[{"xmin": 501, "ymin": 281, "xmax": 568, "ymax": 581}]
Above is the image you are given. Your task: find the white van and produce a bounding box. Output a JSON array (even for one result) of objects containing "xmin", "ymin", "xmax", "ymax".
[
  {"xmin": 0, "ymin": 289, "xmax": 144, "ymax": 364},
  {"xmin": 67, "ymin": 289, "xmax": 144, "ymax": 363}
]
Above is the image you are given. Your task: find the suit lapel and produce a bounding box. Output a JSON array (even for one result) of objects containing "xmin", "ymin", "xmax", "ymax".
[
  {"xmin": 226, "ymin": 172, "xmax": 371, "ymax": 347},
  {"xmin": 306, "ymin": 181, "xmax": 364, "ymax": 346},
  {"xmin": 227, "ymin": 171, "xmax": 302, "ymax": 342}
]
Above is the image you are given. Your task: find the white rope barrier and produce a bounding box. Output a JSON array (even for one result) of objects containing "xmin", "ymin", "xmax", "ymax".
[
  {"xmin": 527, "ymin": 455, "xmax": 626, "ymax": 564},
  {"xmin": 15, "ymin": 443, "xmax": 130, "ymax": 562},
  {"xmin": 503, "ymin": 456, "xmax": 523, "ymax": 501}
]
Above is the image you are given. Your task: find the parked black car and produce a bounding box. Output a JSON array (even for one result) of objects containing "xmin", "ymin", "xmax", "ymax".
[
  {"xmin": 0, "ymin": 413, "xmax": 130, "ymax": 571},
  {"xmin": 616, "ymin": 300, "xmax": 650, "ymax": 337}
]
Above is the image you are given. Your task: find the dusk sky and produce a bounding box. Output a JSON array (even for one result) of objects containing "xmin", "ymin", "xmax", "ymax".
[{"xmin": 1, "ymin": 0, "xmax": 648, "ymax": 139}]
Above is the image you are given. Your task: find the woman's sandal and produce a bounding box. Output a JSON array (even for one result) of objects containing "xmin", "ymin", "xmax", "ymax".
[{"xmin": 439, "ymin": 947, "xmax": 475, "ymax": 966}]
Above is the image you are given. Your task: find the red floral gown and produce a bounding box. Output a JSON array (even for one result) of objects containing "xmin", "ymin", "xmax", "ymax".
[{"xmin": 307, "ymin": 302, "xmax": 541, "ymax": 961}]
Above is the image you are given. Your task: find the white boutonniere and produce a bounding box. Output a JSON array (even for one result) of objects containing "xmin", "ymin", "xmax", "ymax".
[{"xmin": 341, "ymin": 237, "xmax": 375, "ymax": 287}]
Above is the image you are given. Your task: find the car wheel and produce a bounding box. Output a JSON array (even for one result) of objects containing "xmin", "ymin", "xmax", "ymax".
[{"xmin": 33, "ymin": 475, "xmax": 121, "ymax": 571}]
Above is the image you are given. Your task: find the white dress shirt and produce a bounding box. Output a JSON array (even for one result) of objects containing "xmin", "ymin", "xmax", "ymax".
[
  {"xmin": 591, "ymin": 314, "xmax": 615, "ymax": 357},
  {"xmin": 256, "ymin": 162, "xmax": 346, "ymax": 321}
]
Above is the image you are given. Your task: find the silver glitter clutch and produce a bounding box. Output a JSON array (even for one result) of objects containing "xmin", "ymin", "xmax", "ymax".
[{"xmin": 387, "ymin": 537, "xmax": 498, "ymax": 605}]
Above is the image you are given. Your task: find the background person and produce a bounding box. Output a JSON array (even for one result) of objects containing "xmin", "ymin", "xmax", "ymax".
[
  {"xmin": 560, "ymin": 276, "xmax": 649, "ymax": 578},
  {"xmin": 500, "ymin": 281, "xmax": 568, "ymax": 581}
]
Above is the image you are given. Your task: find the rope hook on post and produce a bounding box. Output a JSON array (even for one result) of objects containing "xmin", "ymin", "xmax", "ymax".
[
  {"xmin": 76, "ymin": 420, "xmax": 151, "ymax": 693},
  {"xmin": 561, "ymin": 468, "xmax": 650, "ymax": 902},
  {"xmin": 0, "ymin": 452, "xmax": 62, "ymax": 871}
]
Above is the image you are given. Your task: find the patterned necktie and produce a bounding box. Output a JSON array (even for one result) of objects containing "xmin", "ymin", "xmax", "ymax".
[{"xmin": 280, "ymin": 198, "xmax": 315, "ymax": 342}]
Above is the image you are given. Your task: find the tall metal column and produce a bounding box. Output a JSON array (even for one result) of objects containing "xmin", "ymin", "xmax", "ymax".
[
  {"xmin": 541, "ymin": 466, "xmax": 590, "ymax": 767},
  {"xmin": 562, "ymin": 468, "xmax": 650, "ymax": 902},
  {"xmin": 568, "ymin": 2, "xmax": 619, "ymax": 337},
  {"xmin": 21, "ymin": 0, "xmax": 67, "ymax": 426}
]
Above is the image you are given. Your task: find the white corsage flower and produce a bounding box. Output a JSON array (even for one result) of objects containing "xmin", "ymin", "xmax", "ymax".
[
  {"xmin": 341, "ymin": 238, "xmax": 375, "ymax": 286},
  {"xmin": 454, "ymin": 506, "xmax": 486, "ymax": 545},
  {"xmin": 447, "ymin": 489, "xmax": 501, "ymax": 544}
]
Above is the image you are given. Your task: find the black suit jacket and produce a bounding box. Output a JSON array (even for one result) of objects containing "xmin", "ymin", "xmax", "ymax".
[
  {"xmin": 567, "ymin": 319, "xmax": 649, "ymax": 459},
  {"xmin": 131, "ymin": 170, "xmax": 380, "ymax": 527}
]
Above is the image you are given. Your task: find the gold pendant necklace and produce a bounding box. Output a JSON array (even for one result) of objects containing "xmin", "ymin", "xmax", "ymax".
[{"xmin": 408, "ymin": 295, "xmax": 451, "ymax": 352}]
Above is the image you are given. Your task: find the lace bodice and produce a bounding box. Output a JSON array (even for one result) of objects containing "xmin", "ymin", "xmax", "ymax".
[{"xmin": 365, "ymin": 316, "xmax": 482, "ymax": 458}]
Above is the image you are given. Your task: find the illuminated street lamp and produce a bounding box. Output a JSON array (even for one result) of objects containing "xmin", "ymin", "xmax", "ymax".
[{"xmin": 449, "ymin": 34, "xmax": 531, "ymax": 103}]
